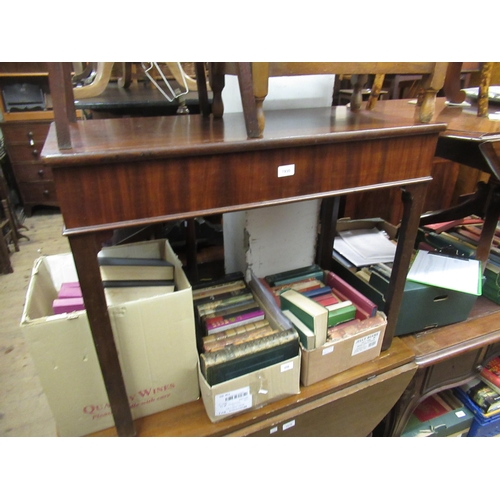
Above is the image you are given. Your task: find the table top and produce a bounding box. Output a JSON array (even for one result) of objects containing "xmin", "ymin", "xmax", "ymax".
[{"xmin": 41, "ymin": 99, "xmax": 447, "ymax": 166}]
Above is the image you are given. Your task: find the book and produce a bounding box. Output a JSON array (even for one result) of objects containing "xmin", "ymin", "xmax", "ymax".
[
  {"xmin": 313, "ymin": 293, "xmax": 340, "ymax": 308},
  {"xmin": 302, "ymin": 286, "xmax": 336, "ymax": 299},
  {"xmin": 325, "ymin": 271, "xmax": 377, "ymax": 317},
  {"xmin": 200, "ymin": 300, "xmax": 260, "ymax": 320},
  {"xmin": 202, "ymin": 324, "xmax": 278, "ymax": 352},
  {"xmin": 202, "ymin": 319, "xmax": 270, "ymax": 344},
  {"xmin": 413, "ymin": 394, "xmax": 452, "ymax": 422},
  {"xmin": 271, "ymin": 278, "xmax": 324, "ymax": 296},
  {"xmin": 192, "ymin": 279, "xmax": 247, "ymax": 301},
  {"xmin": 98, "ymin": 256, "xmax": 174, "ymax": 281},
  {"xmin": 102, "ymin": 279, "xmax": 175, "ymax": 289},
  {"xmin": 326, "ymin": 300, "xmax": 357, "ymax": 328},
  {"xmin": 265, "ymin": 264, "xmax": 324, "ymax": 286},
  {"xmin": 466, "ymin": 379, "xmax": 500, "ymax": 414},
  {"xmin": 104, "ymin": 284, "xmax": 175, "ymax": 305},
  {"xmin": 205, "ymin": 308, "xmax": 266, "ymax": 334},
  {"xmin": 279, "ymin": 289, "xmax": 328, "ymax": 347},
  {"xmin": 281, "ymin": 309, "xmax": 316, "ymax": 350},
  {"xmin": 200, "ymin": 328, "xmax": 299, "ymax": 386},
  {"xmin": 192, "ymin": 272, "xmax": 244, "ymax": 291},
  {"xmin": 196, "ymin": 292, "xmax": 255, "ymax": 316},
  {"xmin": 481, "ymin": 357, "xmax": 500, "ymax": 389},
  {"xmin": 193, "ymin": 286, "xmax": 251, "ymax": 307}
]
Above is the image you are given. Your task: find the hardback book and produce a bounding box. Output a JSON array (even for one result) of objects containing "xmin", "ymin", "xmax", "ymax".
[
  {"xmin": 191, "ymin": 272, "xmax": 244, "ymax": 291},
  {"xmin": 194, "ymin": 286, "xmax": 251, "ymax": 307},
  {"xmin": 313, "ymin": 292, "xmax": 341, "ymax": 308},
  {"xmin": 202, "ymin": 324, "xmax": 278, "ymax": 352},
  {"xmin": 265, "ymin": 264, "xmax": 324, "ymax": 287},
  {"xmin": 484, "ymin": 261, "xmax": 500, "ymax": 286},
  {"xmin": 196, "ymin": 292, "xmax": 255, "ymax": 317},
  {"xmin": 466, "ymin": 379, "xmax": 500, "ymax": 414},
  {"xmin": 204, "ymin": 308, "xmax": 266, "ymax": 335},
  {"xmin": 103, "ymin": 284, "xmax": 175, "ymax": 305},
  {"xmin": 200, "ymin": 300, "xmax": 260, "ymax": 320},
  {"xmin": 200, "ymin": 328, "xmax": 299, "ymax": 386},
  {"xmin": 325, "ymin": 272, "xmax": 377, "ymax": 317},
  {"xmin": 192, "ymin": 279, "xmax": 247, "ymax": 301},
  {"xmin": 202, "ymin": 319, "xmax": 270, "ymax": 344},
  {"xmin": 102, "ymin": 279, "xmax": 175, "ymax": 289},
  {"xmin": 326, "ymin": 300, "xmax": 357, "ymax": 328},
  {"xmin": 279, "ymin": 289, "xmax": 328, "ymax": 347},
  {"xmin": 58, "ymin": 282, "xmax": 82, "ymax": 299},
  {"xmin": 53, "ymin": 297, "xmax": 85, "ymax": 314},
  {"xmin": 98, "ymin": 256, "xmax": 174, "ymax": 281},
  {"xmin": 281, "ymin": 309, "xmax": 315, "ymax": 350},
  {"xmin": 271, "ymin": 278, "xmax": 324, "ymax": 296},
  {"xmin": 302, "ymin": 286, "xmax": 336, "ymax": 299},
  {"xmin": 481, "ymin": 357, "xmax": 500, "ymax": 389},
  {"xmin": 412, "ymin": 393, "xmax": 453, "ymax": 422}
]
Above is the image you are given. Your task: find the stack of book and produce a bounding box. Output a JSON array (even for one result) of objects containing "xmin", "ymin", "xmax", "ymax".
[
  {"xmin": 52, "ymin": 281, "xmax": 84, "ymax": 314},
  {"xmin": 98, "ymin": 255, "xmax": 175, "ymax": 305},
  {"xmin": 263, "ymin": 264, "xmax": 362, "ymax": 350},
  {"xmin": 193, "ymin": 273, "xmax": 299, "ymax": 386}
]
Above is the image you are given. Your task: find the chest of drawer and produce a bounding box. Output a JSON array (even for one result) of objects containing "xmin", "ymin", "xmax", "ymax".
[
  {"xmin": 1, "ymin": 122, "xmax": 51, "ymax": 147},
  {"xmin": 4, "ymin": 143, "xmax": 44, "ymax": 163},
  {"xmin": 18, "ymin": 181, "xmax": 58, "ymax": 204},
  {"xmin": 12, "ymin": 163, "xmax": 54, "ymax": 182}
]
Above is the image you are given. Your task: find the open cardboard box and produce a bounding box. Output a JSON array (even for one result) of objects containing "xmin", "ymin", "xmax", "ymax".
[
  {"xmin": 331, "ymin": 218, "xmax": 479, "ymax": 336},
  {"xmin": 21, "ymin": 239, "xmax": 200, "ymax": 436},
  {"xmin": 198, "ymin": 273, "xmax": 301, "ymax": 423}
]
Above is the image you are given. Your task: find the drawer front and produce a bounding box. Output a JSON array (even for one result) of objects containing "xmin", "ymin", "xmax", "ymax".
[
  {"xmin": 1, "ymin": 122, "xmax": 50, "ymax": 146},
  {"xmin": 19, "ymin": 181, "xmax": 58, "ymax": 204},
  {"xmin": 12, "ymin": 163, "xmax": 54, "ymax": 182},
  {"xmin": 5, "ymin": 143, "xmax": 44, "ymax": 163},
  {"xmin": 423, "ymin": 349, "xmax": 483, "ymax": 394}
]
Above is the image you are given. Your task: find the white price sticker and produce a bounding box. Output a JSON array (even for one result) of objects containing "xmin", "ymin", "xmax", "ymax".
[
  {"xmin": 215, "ymin": 386, "xmax": 252, "ymax": 416},
  {"xmin": 277, "ymin": 164, "xmax": 295, "ymax": 177},
  {"xmin": 352, "ymin": 331, "xmax": 381, "ymax": 356}
]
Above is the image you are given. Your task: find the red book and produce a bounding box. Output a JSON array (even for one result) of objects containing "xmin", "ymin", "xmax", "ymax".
[
  {"xmin": 481, "ymin": 357, "xmax": 500, "ymax": 389},
  {"xmin": 205, "ymin": 308, "xmax": 265, "ymax": 334},
  {"xmin": 313, "ymin": 293, "xmax": 340, "ymax": 307},
  {"xmin": 413, "ymin": 394, "xmax": 450, "ymax": 422}
]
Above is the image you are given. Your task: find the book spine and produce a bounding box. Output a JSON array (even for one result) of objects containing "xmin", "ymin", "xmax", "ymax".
[
  {"xmin": 264, "ymin": 264, "xmax": 323, "ymax": 286},
  {"xmin": 196, "ymin": 292, "xmax": 254, "ymax": 315},
  {"xmin": 481, "ymin": 359, "xmax": 500, "ymax": 388},
  {"xmin": 192, "ymin": 280, "xmax": 247, "ymax": 300},
  {"xmin": 273, "ymin": 271, "xmax": 325, "ymax": 287},
  {"xmin": 200, "ymin": 301, "xmax": 259, "ymax": 320},
  {"xmin": 271, "ymin": 278, "xmax": 324, "ymax": 296},
  {"xmin": 202, "ymin": 319, "xmax": 270, "ymax": 343},
  {"xmin": 202, "ymin": 325, "xmax": 278, "ymax": 352},
  {"xmin": 205, "ymin": 309, "xmax": 266, "ymax": 334},
  {"xmin": 200, "ymin": 328, "xmax": 298, "ymax": 369}
]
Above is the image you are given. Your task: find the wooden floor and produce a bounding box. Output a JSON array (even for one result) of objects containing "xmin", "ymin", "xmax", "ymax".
[{"xmin": 0, "ymin": 208, "xmax": 69, "ymax": 437}]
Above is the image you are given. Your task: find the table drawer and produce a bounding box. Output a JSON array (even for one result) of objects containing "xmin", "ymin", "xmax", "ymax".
[
  {"xmin": 19, "ymin": 181, "xmax": 58, "ymax": 204},
  {"xmin": 423, "ymin": 349, "xmax": 483, "ymax": 394},
  {"xmin": 12, "ymin": 163, "xmax": 54, "ymax": 182},
  {"xmin": 1, "ymin": 121, "xmax": 50, "ymax": 146}
]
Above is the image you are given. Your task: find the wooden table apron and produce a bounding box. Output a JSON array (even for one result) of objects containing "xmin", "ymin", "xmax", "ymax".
[{"xmin": 41, "ymin": 108, "xmax": 445, "ymax": 436}]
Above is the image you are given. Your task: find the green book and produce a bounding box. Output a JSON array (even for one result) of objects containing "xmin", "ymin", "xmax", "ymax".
[
  {"xmin": 264, "ymin": 264, "xmax": 323, "ymax": 287},
  {"xmin": 200, "ymin": 328, "xmax": 299, "ymax": 386},
  {"xmin": 279, "ymin": 289, "xmax": 328, "ymax": 347},
  {"xmin": 326, "ymin": 301, "xmax": 357, "ymax": 328}
]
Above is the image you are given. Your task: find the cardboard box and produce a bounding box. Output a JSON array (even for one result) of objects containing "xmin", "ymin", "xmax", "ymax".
[
  {"xmin": 331, "ymin": 218, "xmax": 479, "ymax": 336},
  {"xmin": 21, "ymin": 239, "xmax": 200, "ymax": 436},
  {"xmin": 198, "ymin": 274, "xmax": 301, "ymax": 423},
  {"xmin": 298, "ymin": 270, "xmax": 386, "ymax": 386},
  {"xmin": 402, "ymin": 390, "xmax": 474, "ymax": 437}
]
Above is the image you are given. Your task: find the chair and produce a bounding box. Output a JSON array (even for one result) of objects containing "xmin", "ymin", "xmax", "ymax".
[{"xmin": 203, "ymin": 62, "xmax": 450, "ymax": 138}]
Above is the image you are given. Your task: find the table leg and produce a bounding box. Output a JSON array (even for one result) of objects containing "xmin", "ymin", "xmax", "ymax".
[
  {"xmin": 68, "ymin": 232, "xmax": 136, "ymax": 437},
  {"xmin": 383, "ymin": 182, "xmax": 429, "ymax": 350}
]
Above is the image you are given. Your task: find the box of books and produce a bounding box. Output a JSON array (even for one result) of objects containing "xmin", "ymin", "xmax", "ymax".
[
  {"xmin": 401, "ymin": 390, "xmax": 474, "ymax": 437},
  {"xmin": 195, "ymin": 273, "xmax": 301, "ymax": 423},
  {"xmin": 262, "ymin": 265, "xmax": 386, "ymax": 386},
  {"xmin": 21, "ymin": 239, "xmax": 200, "ymax": 436},
  {"xmin": 330, "ymin": 218, "xmax": 480, "ymax": 336}
]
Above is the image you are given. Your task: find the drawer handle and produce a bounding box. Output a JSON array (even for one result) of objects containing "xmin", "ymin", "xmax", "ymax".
[
  {"xmin": 32, "ymin": 149, "xmax": 39, "ymax": 157},
  {"xmin": 37, "ymin": 169, "xmax": 44, "ymax": 177},
  {"xmin": 28, "ymin": 131, "xmax": 34, "ymax": 146},
  {"xmin": 43, "ymin": 189, "xmax": 50, "ymax": 196}
]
